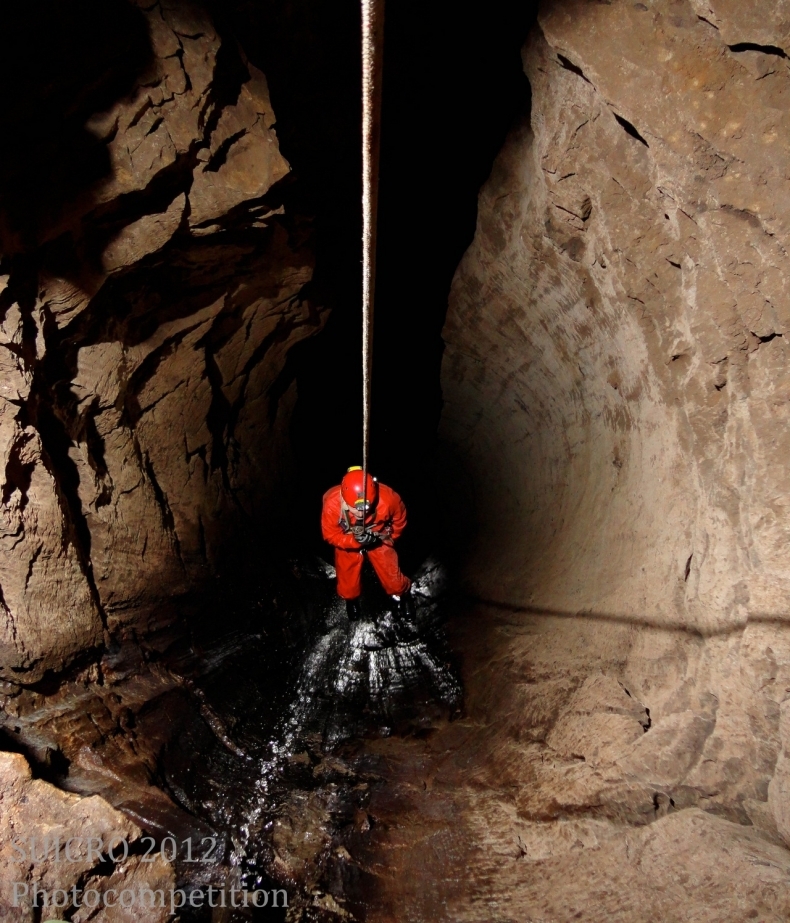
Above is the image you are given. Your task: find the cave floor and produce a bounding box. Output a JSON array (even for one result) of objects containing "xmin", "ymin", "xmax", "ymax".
[
  {"xmin": 4, "ymin": 570, "xmax": 790, "ymax": 922},
  {"xmin": 355, "ymin": 606, "xmax": 790, "ymax": 923}
]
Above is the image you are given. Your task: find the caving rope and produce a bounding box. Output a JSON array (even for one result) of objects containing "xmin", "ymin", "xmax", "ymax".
[{"xmin": 361, "ymin": 0, "xmax": 384, "ymax": 512}]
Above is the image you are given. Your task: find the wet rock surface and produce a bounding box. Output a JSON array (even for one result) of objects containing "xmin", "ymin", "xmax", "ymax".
[
  {"xmin": 0, "ymin": 557, "xmax": 460, "ymax": 921},
  {"xmin": 159, "ymin": 558, "xmax": 460, "ymax": 921}
]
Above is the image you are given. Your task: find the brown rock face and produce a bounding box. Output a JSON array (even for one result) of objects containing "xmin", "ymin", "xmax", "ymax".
[
  {"xmin": 427, "ymin": 0, "xmax": 790, "ymax": 917},
  {"xmin": 0, "ymin": 751, "xmax": 174, "ymax": 923},
  {"xmin": 0, "ymin": 1, "xmax": 320, "ymax": 682}
]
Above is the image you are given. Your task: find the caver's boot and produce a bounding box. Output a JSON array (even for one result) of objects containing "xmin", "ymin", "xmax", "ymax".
[{"xmin": 346, "ymin": 598, "xmax": 363, "ymax": 622}]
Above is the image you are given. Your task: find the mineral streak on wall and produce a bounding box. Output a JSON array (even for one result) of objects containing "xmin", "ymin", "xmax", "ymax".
[
  {"xmin": 440, "ymin": 0, "xmax": 790, "ymax": 848},
  {"xmin": 0, "ymin": 0, "xmax": 323, "ymax": 683}
]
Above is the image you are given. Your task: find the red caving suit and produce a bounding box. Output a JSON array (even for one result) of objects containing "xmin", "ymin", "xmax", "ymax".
[{"xmin": 321, "ymin": 482, "xmax": 411, "ymax": 600}]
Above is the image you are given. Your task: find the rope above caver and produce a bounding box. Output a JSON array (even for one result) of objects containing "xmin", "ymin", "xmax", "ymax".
[{"xmin": 361, "ymin": 0, "xmax": 384, "ymax": 506}]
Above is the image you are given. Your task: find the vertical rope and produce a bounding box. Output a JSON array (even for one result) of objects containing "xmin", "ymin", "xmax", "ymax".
[{"xmin": 361, "ymin": 0, "xmax": 384, "ymax": 506}]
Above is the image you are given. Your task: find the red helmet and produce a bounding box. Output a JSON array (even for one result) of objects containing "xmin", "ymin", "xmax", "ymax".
[{"xmin": 341, "ymin": 466, "xmax": 378, "ymax": 511}]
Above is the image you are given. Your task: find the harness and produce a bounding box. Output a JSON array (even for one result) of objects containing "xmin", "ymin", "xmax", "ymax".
[{"xmin": 339, "ymin": 497, "xmax": 392, "ymax": 540}]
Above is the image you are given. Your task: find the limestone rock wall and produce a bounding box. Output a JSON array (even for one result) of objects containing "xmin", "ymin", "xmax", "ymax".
[
  {"xmin": 0, "ymin": 0, "xmax": 320, "ymax": 683},
  {"xmin": 441, "ymin": 0, "xmax": 790, "ymax": 850}
]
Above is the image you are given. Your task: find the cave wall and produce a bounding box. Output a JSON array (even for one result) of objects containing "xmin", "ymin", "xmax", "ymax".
[
  {"xmin": 0, "ymin": 751, "xmax": 174, "ymax": 921},
  {"xmin": 440, "ymin": 0, "xmax": 790, "ymax": 846},
  {"xmin": 0, "ymin": 0, "xmax": 320, "ymax": 683}
]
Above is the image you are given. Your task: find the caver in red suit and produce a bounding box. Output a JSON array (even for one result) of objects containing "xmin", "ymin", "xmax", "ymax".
[{"xmin": 321, "ymin": 466, "xmax": 415, "ymax": 622}]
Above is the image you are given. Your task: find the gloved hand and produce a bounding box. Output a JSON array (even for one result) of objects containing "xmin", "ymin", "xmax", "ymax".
[{"xmin": 353, "ymin": 526, "xmax": 380, "ymax": 548}]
